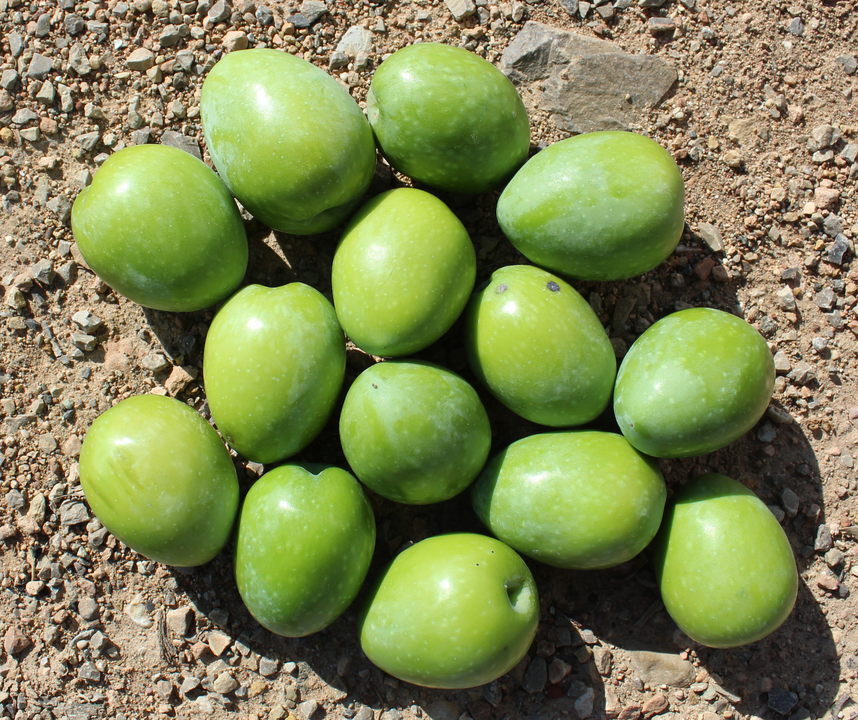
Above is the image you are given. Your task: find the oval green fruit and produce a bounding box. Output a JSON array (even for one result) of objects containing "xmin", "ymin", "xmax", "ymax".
[
  {"xmin": 359, "ymin": 533, "xmax": 539, "ymax": 688},
  {"xmin": 203, "ymin": 283, "xmax": 346, "ymax": 464},
  {"xmin": 340, "ymin": 360, "xmax": 491, "ymax": 505},
  {"xmin": 654, "ymin": 473, "xmax": 798, "ymax": 648},
  {"xmin": 332, "ymin": 188, "xmax": 476, "ymax": 357},
  {"xmin": 201, "ymin": 48, "xmax": 376, "ymax": 234},
  {"xmin": 472, "ymin": 431, "xmax": 666, "ymax": 569},
  {"xmin": 235, "ymin": 464, "xmax": 376, "ymax": 637},
  {"xmin": 614, "ymin": 307, "xmax": 775, "ymax": 458},
  {"xmin": 71, "ymin": 144, "xmax": 248, "ymax": 312},
  {"xmin": 367, "ymin": 43, "xmax": 530, "ymax": 194},
  {"xmin": 80, "ymin": 394, "xmax": 239, "ymax": 567},
  {"xmin": 497, "ymin": 131, "xmax": 684, "ymax": 281},
  {"xmin": 465, "ymin": 265, "xmax": 616, "ymax": 426}
]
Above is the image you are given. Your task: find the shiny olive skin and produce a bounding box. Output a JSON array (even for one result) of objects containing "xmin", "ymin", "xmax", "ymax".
[
  {"xmin": 235, "ymin": 464, "xmax": 376, "ymax": 637},
  {"xmin": 201, "ymin": 49, "xmax": 376, "ymax": 234},
  {"xmin": 497, "ymin": 131, "xmax": 684, "ymax": 281},
  {"xmin": 80, "ymin": 395, "xmax": 239, "ymax": 567},
  {"xmin": 340, "ymin": 360, "xmax": 491, "ymax": 505},
  {"xmin": 71, "ymin": 144, "xmax": 247, "ymax": 312},
  {"xmin": 614, "ymin": 307, "xmax": 775, "ymax": 458},
  {"xmin": 359, "ymin": 533, "xmax": 539, "ymax": 689},
  {"xmin": 332, "ymin": 188, "xmax": 476, "ymax": 357},
  {"xmin": 465, "ymin": 265, "xmax": 616, "ymax": 426},
  {"xmin": 367, "ymin": 44, "xmax": 530, "ymax": 194},
  {"xmin": 203, "ymin": 283, "xmax": 346, "ymax": 464},
  {"xmin": 654, "ymin": 474, "xmax": 798, "ymax": 648},
  {"xmin": 473, "ymin": 431, "xmax": 666, "ymax": 569}
]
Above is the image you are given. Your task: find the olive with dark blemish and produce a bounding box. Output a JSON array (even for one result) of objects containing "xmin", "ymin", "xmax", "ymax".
[{"xmin": 465, "ymin": 265, "xmax": 616, "ymax": 427}]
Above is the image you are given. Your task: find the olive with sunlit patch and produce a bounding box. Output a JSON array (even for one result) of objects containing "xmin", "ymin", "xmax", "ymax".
[
  {"xmin": 80, "ymin": 395, "xmax": 239, "ymax": 567},
  {"xmin": 497, "ymin": 131, "xmax": 684, "ymax": 281},
  {"xmin": 203, "ymin": 283, "xmax": 346, "ymax": 464},
  {"xmin": 654, "ymin": 473, "xmax": 798, "ymax": 648},
  {"xmin": 367, "ymin": 43, "xmax": 530, "ymax": 194},
  {"xmin": 473, "ymin": 431, "xmax": 666, "ymax": 569},
  {"xmin": 201, "ymin": 48, "xmax": 376, "ymax": 234},
  {"xmin": 359, "ymin": 533, "xmax": 539, "ymax": 688},
  {"xmin": 71, "ymin": 144, "xmax": 247, "ymax": 312},
  {"xmin": 332, "ymin": 188, "xmax": 475, "ymax": 357},
  {"xmin": 235, "ymin": 464, "xmax": 376, "ymax": 637},
  {"xmin": 464, "ymin": 265, "xmax": 616, "ymax": 426},
  {"xmin": 613, "ymin": 307, "xmax": 774, "ymax": 458},
  {"xmin": 340, "ymin": 360, "xmax": 491, "ymax": 505}
]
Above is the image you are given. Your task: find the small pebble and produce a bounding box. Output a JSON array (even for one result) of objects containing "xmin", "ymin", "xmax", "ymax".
[
  {"xmin": 296, "ymin": 698, "xmax": 320, "ymax": 719},
  {"xmin": 259, "ymin": 657, "xmax": 279, "ymax": 676},
  {"xmin": 208, "ymin": 630, "xmax": 232, "ymax": 657},
  {"xmin": 816, "ymin": 573, "xmax": 840, "ymax": 593},
  {"xmin": 522, "ymin": 656, "xmax": 547, "ymax": 694},
  {"xmin": 642, "ymin": 692, "xmax": 669, "ymax": 717},
  {"xmin": 78, "ymin": 595, "xmax": 99, "ymax": 621},
  {"xmin": 824, "ymin": 548, "xmax": 844, "ymax": 568},
  {"xmin": 575, "ymin": 688, "xmax": 596, "ymax": 719},
  {"xmin": 781, "ymin": 488, "xmax": 800, "ymax": 517},
  {"xmin": 78, "ymin": 661, "xmax": 102, "ymax": 682},
  {"xmin": 815, "ymin": 288, "xmax": 836, "ymax": 311},
  {"xmin": 211, "ymin": 671, "xmax": 239, "ymax": 694},
  {"xmin": 4, "ymin": 626, "xmax": 31, "ymax": 655},
  {"xmin": 814, "ymin": 524, "xmax": 833, "ymax": 553},
  {"xmin": 757, "ymin": 422, "xmax": 776, "ymax": 443}
]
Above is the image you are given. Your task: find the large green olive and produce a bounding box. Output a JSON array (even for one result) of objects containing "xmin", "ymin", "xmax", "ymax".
[
  {"xmin": 472, "ymin": 431, "xmax": 666, "ymax": 569},
  {"xmin": 359, "ymin": 533, "xmax": 539, "ymax": 688},
  {"xmin": 614, "ymin": 307, "xmax": 775, "ymax": 458},
  {"xmin": 203, "ymin": 283, "xmax": 346, "ymax": 464},
  {"xmin": 80, "ymin": 395, "xmax": 239, "ymax": 567},
  {"xmin": 332, "ymin": 188, "xmax": 475, "ymax": 357},
  {"xmin": 367, "ymin": 44, "xmax": 530, "ymax": 194},
  {"xmin": 465, "ymin": 265, "xmax": 616, "ymax": 426},
  {"xmin": 654, "ymin": 473, "xmax": 798, "ymax": 648},
  {"xmin": 71, "ymin": 144, "xmax": 247, "ymax": 312},
  {"xmin": 340, "ymin": 360, "xmax": 491, "ymax": 505},
  {"xmin": 201, "ymin": 48, "xmax": 376, "ymax": 234},
  {"xmin": 235, "ymin": 464, "xmax": 376, "ymax": 637},
  {"xmin": 497, "ymin": 131, "xmax": 684, "ymax": 281}
]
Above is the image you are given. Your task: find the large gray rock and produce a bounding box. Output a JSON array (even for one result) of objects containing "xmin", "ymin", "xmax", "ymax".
[
  {"xmin": 500, "ymin": 22, "xmax": 677, "ymax": 133},
  {"xmin": 629, "ymin": 650, "xmax": 695, "ymax": 688}
]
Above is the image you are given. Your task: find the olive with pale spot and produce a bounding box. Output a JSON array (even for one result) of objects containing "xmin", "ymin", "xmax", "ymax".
[
  {"xmin": 71, "ymin": 144, "xmax": 248, "ymax": 312},
  {"xmin": 80, "ymin": 395, "xmax": 239, "ymax": 567},
  {"xmin": 332, "ymin": 188, "xmax": 476, "ymax": 357},
  {"xmin": 340, "ymin": 360, "xmax": 491, "ymax": 505},
  {"xmin": 203, "ymin": 283, "xmax": 346, "ymax": 464},
  {"xmin": 367, "ymin": 43, "xmax": 530, "ymax": 194},
  {"xmin": 464, "ymin": 265, "xmax": 616, "ymax": 426},
  {"xmin": 497, "ymin": 131, "xmax": 685, "ymax": 281},
  {"xmin": 613, "ymin": 307, "xmax": 775, "ymax": 458},
  {"xmin": 473, "ymin": 431, "xmax": 666, "ymax": 569},
  {"xmin": 654, "ymin": 473, "xmax": 798, "ymax": 648},
  {"xmin": 359, "ymin": 533, "xmax": 539, "ymax": 688},
  {"xmin": 201, "ymin": 48, "xmax": 376, "ymax": 234},
  {"xmin": 235, "ymin": 464, "xmax": 376, "ymax": 637}
]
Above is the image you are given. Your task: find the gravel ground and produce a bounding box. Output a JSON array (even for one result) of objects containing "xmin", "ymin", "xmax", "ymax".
[{"xmin": 0, "ymin": 1, "xmax": 857, "ymax": 720}]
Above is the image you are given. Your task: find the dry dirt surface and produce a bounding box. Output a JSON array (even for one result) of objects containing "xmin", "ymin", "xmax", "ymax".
[{"xmin": 0, "ymin": 0, "xmax": 857, "ymax": 719}]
